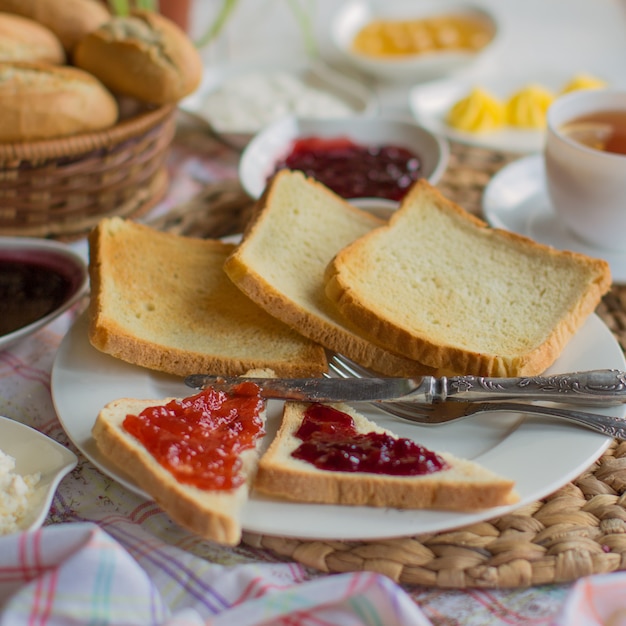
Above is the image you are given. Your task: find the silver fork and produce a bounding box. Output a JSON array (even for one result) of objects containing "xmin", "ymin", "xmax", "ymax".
[{"xmin": 326, "ymin": 353, "xmax": 626, "ymax": 440}]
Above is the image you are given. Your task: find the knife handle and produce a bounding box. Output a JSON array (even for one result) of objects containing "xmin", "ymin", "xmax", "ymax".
[{"xmin": 432, "ymin": 369, "xmax": 626, "ymax": 405}]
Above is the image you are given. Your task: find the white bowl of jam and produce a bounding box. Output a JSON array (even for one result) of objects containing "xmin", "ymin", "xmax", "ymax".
[
  {"xmin": 239, "ymin": 115, "xmax": 449, "ymax": 210},
  {"xmin": 0, "ymin": 238, "xmax": 88, "ymax": 351},
  {"xmin": 331, "ymin": 0, "xmax": 499, "ymax": 83}
]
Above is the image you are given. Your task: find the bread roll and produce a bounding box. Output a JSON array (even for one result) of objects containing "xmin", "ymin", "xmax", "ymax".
[
  {"xmin": 0, "ymin": 12, "xmax": 65, "ymax": 64},
  {"xmin": 74, "ymin": 10, "xmax": 202, "ymax": 104},
  {"xmin": 0, "ymin": 0, "xmax": 110, "ymax": 53},
  {"xmin": 0, "ymin": 62, "xmax": 118, "ymax": 142}
]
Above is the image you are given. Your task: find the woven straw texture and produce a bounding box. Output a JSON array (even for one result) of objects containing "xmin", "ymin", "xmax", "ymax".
[
  {"xmin": 0, "ymin": 105, "xmax": 176, "ymax": 239},
  {"xmin": 152, "ymin": 139, "xmax": 626, "ymax": 589}
]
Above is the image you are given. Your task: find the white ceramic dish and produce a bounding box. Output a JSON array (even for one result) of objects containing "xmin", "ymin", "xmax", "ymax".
[
  {"xmin": 180, "ymin": 59, "xmax": 377, "ymax": 150},
  {"xmin": 483, "ymin": 154, "xmax": 626, "ymax": 284},
  {"xmin": 0, "ymin": 415, "xmax": 77, "ymax": 533},
  {"xmin": 0, "ymin": 237, "xmax": 88, "ymax": 352},
  {"xmin": 409, "ymin": 70, "xmax": 621, "ymax": 153},
  {"xmin": 331, "ymin": 0, "xmax": 498, "ymax": 83},
  {"xmin": 51, "ymin": 312, "xmax": 623, "ymax": 541},
  {"xmin": 238, "ymin": 115, "xmax": 449, "ymax": 204}
]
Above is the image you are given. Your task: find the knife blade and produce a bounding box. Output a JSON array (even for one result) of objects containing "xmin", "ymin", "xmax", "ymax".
[{"xmin": 184, "ymin": 369, "xmax": 626, "ymax": 406}]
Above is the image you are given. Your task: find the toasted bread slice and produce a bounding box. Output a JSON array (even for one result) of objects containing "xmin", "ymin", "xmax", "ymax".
[
  {"xmin": 93, "ymin": 393, "xmax": 266, "ymax": 546},
  {"xmin": 255, "ymin": 401, "xmax": 518, "ymax": 510},
  {"xmin": 325, "ymin": 179, "xmax": 612, "ymax": 376},
  {"xmin": 223, "ymin": 170, "xmax": 437, "ymax": 377},
  {"xmin": 88, "ymin": 217, "xmax": 327, "ymax": 377}
]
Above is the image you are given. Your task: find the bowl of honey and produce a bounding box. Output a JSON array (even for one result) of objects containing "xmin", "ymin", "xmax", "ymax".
[
  {"xmin": 331, "ymin": 0, "xmax": 499, "ymax": 83},
  {"xmin": 238, "ymin": 115, "xmax": 449, "ymax": 212}
]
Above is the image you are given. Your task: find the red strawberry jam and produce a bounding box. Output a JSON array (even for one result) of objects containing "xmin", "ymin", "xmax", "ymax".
[
  {"xmin": 123, "ymin": 384, "xmax": 265, "ymax": 491},
  {"xmin": 272, "ymin": 136, "xmax": 422, "ymax": 201},
  {"xmin": 292, "ymin": 403, "xmax": 448, "ymax": 475}
]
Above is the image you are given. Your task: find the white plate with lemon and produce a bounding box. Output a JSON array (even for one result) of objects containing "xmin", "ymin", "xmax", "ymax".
[{"xmin": 408, "ymin": 70, "xmax": 610, "ymax": 153}]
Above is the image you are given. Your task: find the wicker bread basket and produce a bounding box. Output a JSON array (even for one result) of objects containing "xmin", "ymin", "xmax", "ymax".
[{"xmin": 0, "ymin": 103, "xmax": 176, "ymax": 239}]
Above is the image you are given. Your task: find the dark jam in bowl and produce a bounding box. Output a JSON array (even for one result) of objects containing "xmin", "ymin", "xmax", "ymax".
[
  {"xmin": 0, "ymin": 250, "xmax": 80, "ymax": 336},
  {"xmin": 272, "ymin": 136, "xmax": 423, "ymax": 201},
  {"xmin": 292, "ymin": 403, "xmax": 448, "ymax": 475}
]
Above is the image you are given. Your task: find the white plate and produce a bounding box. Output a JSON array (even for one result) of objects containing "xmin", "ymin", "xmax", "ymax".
[
  {"xmin": 0, "ymin": 415, "xmax": 77, "ymax": 533},
  {"xmin": 0, "ymin": 237, "xmax": 88, "ymax": 352},
  {"xmin": 483, "ymin": 154, "xmax": 626, "ymax": 284},
  {"xmin": 409, "ymin": 70, "xmax": 621, "ymax": 153},
  {"xmin": 51, "ymin": 312, "xmax": 623, "ymax": 541}
]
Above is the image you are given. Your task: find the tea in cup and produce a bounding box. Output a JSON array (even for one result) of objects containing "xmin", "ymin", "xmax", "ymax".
[{"xmin": 544, "ymin": 90, "xmax": 626, "ymax": 251}]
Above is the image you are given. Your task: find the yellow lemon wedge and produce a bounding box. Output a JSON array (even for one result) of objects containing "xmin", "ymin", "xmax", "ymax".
[
  {"xmin": 561, "ymin": 73, "xmax": 608, "ymax": 94},
  {"xmin": 506, "ymin": 84, "xmax": 555, "ymax": 129},
  {"xmin": 446, "ymin": 87, "xmax": 505, "ymax": 133}
]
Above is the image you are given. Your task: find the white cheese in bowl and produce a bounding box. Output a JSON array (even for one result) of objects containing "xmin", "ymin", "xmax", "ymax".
[
  {"xmin": 200, "ymin": 70, "xmax": 355, "ymax": 133},
  {"xmin": 0, "ymin": 448, "xmax": 40, "ymax": 534}
]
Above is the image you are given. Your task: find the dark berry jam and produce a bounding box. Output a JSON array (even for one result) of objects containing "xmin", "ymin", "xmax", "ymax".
[
  {"xmin": 123, "ymin": 385, "xmax": 265, "ymax": 491},
  {"xmin": 0, "ymin": 260, "xmax": 71, "ymax": 336},
  {"xmin": 272, "ymin": 136, "xmax": 423, "ymax": 201},
  {"xmin": 292, "ymin": 403, "xmax": 448, "ymax": 475}
]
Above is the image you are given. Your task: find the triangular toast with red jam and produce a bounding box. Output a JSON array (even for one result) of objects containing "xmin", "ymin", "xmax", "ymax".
[{"xmin": 92, "ymin": 386, "xmax": 267, "ymax": 546}]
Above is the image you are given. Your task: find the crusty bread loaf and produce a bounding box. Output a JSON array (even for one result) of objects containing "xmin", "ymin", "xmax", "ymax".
[
  {"xmin": 88, "ymin": 217, "xmax": 327, "ymax": 377},
  {"xmin": 325, "ymin": 179, "xmax": 612, "ymax": 377},
  {"xmin": 0, "ymin": 12, "xmax": 65, "ymax": 64},
  {"xmin": 255, "ymin": 401, "xmax": 518, "ymax": 510},
  {"xmin": 223, "ymin": 170, "xmax": 438, "ymax": 377},
  {"xmin": 0, "ymin": 0, "xmax": 110, "ymax": 53},
  {"xmin": 0, "ymin": 62, "xmax": 118, "ymax": 141},
  {"xmin": 93, "ymin": 394, "xmax": 266, "ymax": 546},
  {"xmin": 74, "ymin": 10, "xmax": 202, "ymax": 104}
]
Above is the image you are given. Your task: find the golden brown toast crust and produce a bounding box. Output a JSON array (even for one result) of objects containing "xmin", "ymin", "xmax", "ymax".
[{"xmin": 324, "ymin": 180, "xmax": 611, "ymax": 376}]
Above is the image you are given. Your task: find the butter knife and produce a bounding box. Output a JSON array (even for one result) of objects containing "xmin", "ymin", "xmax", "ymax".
[{"xmin": 184, "ymin": 369, "xmax": 626, "ymax": 406}]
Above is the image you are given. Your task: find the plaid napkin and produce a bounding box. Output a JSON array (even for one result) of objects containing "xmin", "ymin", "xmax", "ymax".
[
  {"xmin": 0, "ymin": 522, "xmax": 432, "ymax": 626},
  {"xmin": 553, "ymin": 571, "xmax": 626, "ymax": 626}
]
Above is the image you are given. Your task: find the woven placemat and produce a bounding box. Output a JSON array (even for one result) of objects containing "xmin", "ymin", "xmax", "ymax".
[{"xmin": 154, "ymin": 138, "xmax": 626, "ymax": 589}]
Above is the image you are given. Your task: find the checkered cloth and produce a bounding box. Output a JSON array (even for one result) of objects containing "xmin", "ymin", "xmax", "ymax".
[{"xmin": 0, "ymin": 522, "xmax": 432, "ymax": 625}]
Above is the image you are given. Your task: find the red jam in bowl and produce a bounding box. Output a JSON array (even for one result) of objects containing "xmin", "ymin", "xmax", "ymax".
[
  {"xmin": 272, "ymin": 136, "xmax": 423, "ymax": 201},
  {"xmin": 292, "ymin": 403, "xmax": 448, "ymax": 475},
  {"xmin": 123, "ymin": 385, "xmax": 265, "ymax": 491}
]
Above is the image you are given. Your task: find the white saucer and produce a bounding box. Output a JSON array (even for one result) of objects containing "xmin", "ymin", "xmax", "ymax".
[{"xmin": 483, "ymin": 154, "xmax": 626, "ymax": 284}]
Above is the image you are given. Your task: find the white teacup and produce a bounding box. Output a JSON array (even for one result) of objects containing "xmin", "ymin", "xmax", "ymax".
[{"xmin": 544, "ymin": 90, "xmax": 626, "ymax": 252}]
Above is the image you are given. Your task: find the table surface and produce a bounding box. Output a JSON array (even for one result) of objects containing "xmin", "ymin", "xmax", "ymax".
[{"xmin": 3, "ymin": 1, "xmax": 626, "ymax": 624}]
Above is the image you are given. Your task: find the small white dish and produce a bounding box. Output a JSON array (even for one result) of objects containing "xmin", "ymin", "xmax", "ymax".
[
  {"xmin": 331, "ymin": 0, "xmax": 498, "ymax": 84},
  {"xmin": 483, "ymin": 154, "xmax": 626, "ymax": 283},
  {"xmin": 238, "ymin": 115, "xmax": 449, "ymax": 204},
  {"xmin": 0, "ymin": 415, "xmax": 77, "ymax": 533},
  {"xmin": 0, "ymin": 237, "xmax": 89, "ymax": 352},
  {"xmin": 409, "ymin": 70, "xmax": 621, "ymax": 153},
  {"xmin": 180, "ymin": 59, "xmax": 377, "ymax": 150}
]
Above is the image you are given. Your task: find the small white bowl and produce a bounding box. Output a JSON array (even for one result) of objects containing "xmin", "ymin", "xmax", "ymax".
[
  {"xmin": 331, "ymin": 0, "xmax": 499, "ymax": 83},
  {"xmin": 180, "ymin": 58, "xmax": 377, "ymax": 150},
  {"xmin": 0, "ymin": 237, "xmax": 88, "ymax": 352},
  {"xmin": 239, "ymin": 115, "xmax": 449, "ymax": 207},
  {"xmin": 0, "ymin": 415, "xmax": 77, "ymax": 533}
]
